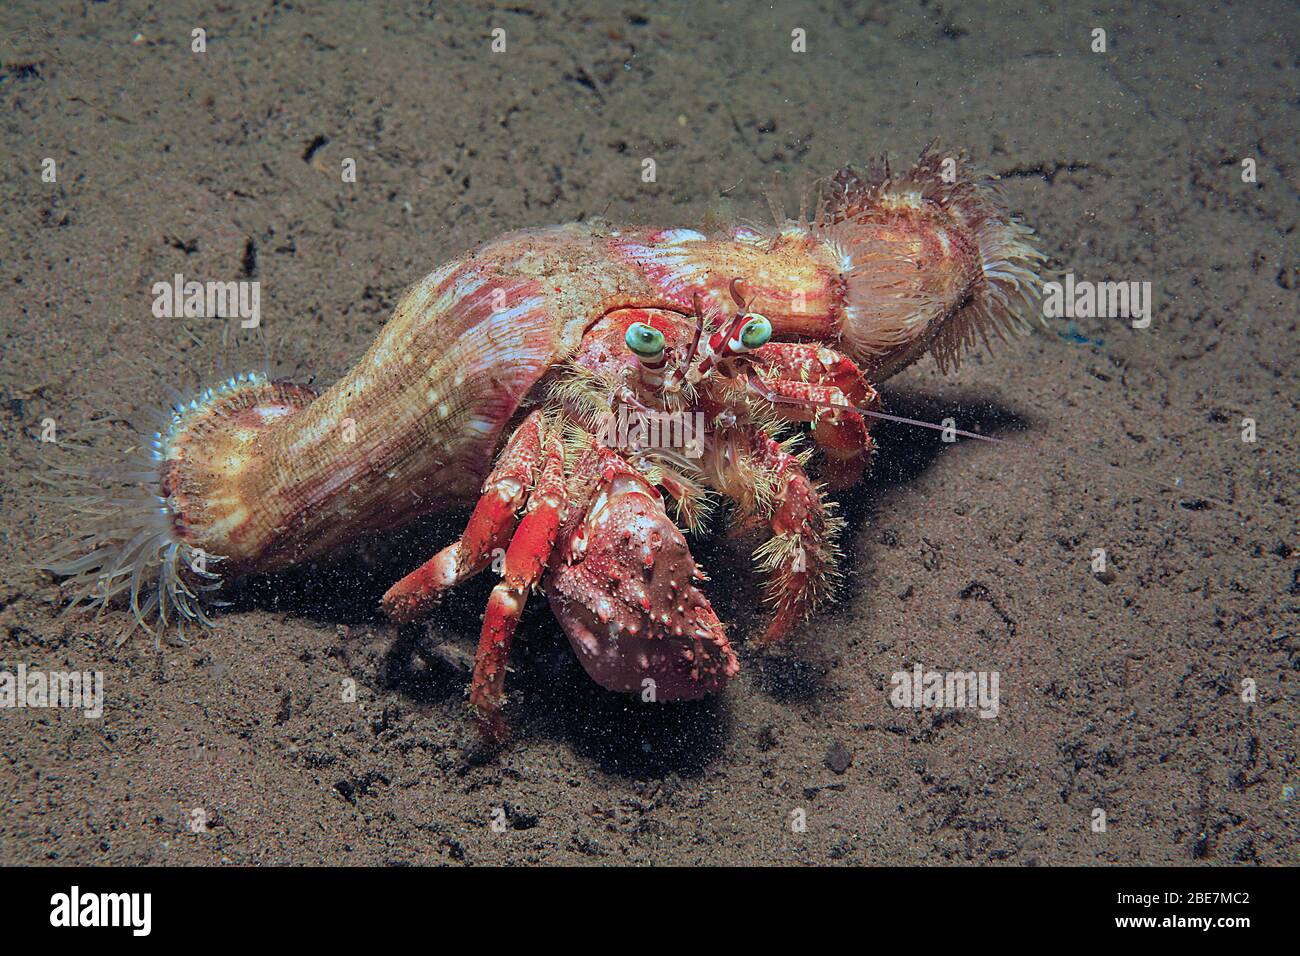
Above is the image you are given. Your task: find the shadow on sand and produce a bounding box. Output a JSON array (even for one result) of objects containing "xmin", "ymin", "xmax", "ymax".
[{"xmin": 225, "ymin": 386, "xmax": 1030, "ymax": 778}]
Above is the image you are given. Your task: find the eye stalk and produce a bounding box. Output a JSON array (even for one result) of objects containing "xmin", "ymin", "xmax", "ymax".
[
  {"xmin": 665, "ymin": 280, "xmax": 771, "ymax": 391},
  {"xmin": 739, "ymin": 314, "xmax": 772, "ymax": 351},
  {"xmin": 625, "ymin": 322, "xmax": 666, "ymax": 360},
  {"xmin": 626, "ymin": 320, "xmax": 669, "ymax": 391}
]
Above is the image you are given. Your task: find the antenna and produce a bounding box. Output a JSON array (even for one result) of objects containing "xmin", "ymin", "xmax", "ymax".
[{"xmin": 747, "ymin": 378, "xmax": 1230, "ymax": 510}]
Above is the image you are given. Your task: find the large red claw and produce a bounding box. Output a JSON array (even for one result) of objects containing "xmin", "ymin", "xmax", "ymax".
[{"xmin": 546, "ymin": 474, "xmax": 738, "ymax": 701}]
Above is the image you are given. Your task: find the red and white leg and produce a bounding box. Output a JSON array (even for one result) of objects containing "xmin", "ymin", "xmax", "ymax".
[
  {"xmin": 469, "ymin": 429, "xmax": 567, "ymax": 738},
  {"xmin": 381, "ymin": 409, "xmax": 567, "ymax": 738},
  {"xmin": 382, "ymin": 411, "xmax": 546, "ymax": 625},
  {"xmin": 747, "ymin": 342, "xmax": 878, "ymax": 490}
]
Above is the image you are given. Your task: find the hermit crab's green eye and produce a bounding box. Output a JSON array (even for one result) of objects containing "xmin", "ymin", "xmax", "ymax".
[
  {"xmin": 739, "ymin": 314, "xmax": 772, "ymax": 350},
  {"xmin": 625, "ymin": 322, "xmax": 665, "ymax": 358}
]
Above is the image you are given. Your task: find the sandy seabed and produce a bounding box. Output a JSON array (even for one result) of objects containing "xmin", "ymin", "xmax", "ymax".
[{"xmin": 0, "ymin": 0, "xmax": 1295, "ymax": 865}]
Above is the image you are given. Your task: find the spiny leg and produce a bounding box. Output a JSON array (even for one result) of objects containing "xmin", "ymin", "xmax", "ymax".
[
  {"xmin": 704, "ymin": 422, "xmax": 842, "ymax": 646},
  {"xmin": 470, "ymin": 429, "xmax": 568, "ymax": 738},
  {"xmin": 747, "ymin": 342, "xmax": 878, "ymax": 490},
  {"xmin": 382, "ymin": 410, "xmax": 545, "ymax": 625}
]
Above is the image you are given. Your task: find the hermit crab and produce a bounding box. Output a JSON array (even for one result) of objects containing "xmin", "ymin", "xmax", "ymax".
[{"xmin": 48, "ymin": 150, "xmax": 1043, "ymax": 737}]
